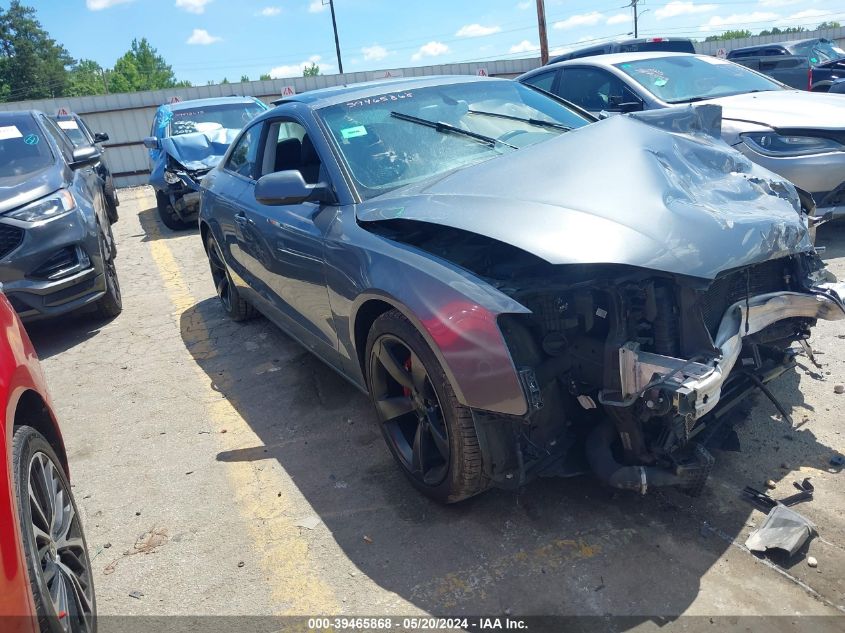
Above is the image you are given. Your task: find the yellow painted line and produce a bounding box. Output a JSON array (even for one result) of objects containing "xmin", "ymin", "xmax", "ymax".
[{"xmin": 138, "ymin": 204, "xmax": 339, "ymax": 615}]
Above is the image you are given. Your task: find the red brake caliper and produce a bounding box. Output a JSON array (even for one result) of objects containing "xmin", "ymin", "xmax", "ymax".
[{"xmin": 403, "ymin": 357, "xmax": 412, "ymax": 398}]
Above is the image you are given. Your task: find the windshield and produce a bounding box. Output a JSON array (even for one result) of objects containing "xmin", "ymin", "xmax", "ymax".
[
  {"xmin": 55, "ymin": 118, "xmax": 90, "ymax": 146},
  {"xmin": 169, "ymin": 103, "xmax": 265, "ymax": 136},
  {"xmin": 615, "ymin": 55, "xmax": 783, "ymax": 103},
  {"xmin": 0, "ymin": 114, "xmax": 55, "ymax": 179},
  {"xmin": 317, "ymin": 80, "xmax": 590, "ymax": 199},
  {"xmin": 791, "ymin": 39, "xmax": 845, "ymax": 63}
]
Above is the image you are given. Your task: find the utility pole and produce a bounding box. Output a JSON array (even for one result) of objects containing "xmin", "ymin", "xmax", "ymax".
[
  {"xmin": 536, "ymin": 0, "xmax": 549, "ymax": 64},
  {"xmin": 625, "ymin": 0, "xmax": 648, "ymax": 38},
  {"xmin": 325, "ymin": 0, "xmax": 344, "ymax": 75}
]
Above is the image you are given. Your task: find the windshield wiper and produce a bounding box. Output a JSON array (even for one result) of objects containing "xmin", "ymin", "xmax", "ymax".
[
  {"xmin": 665, "ymin": 96, "xmax": 712, "ymax": 104},
  {"xmin": 389, "ymin": 111, "xmax": 517, "ymax": 149},
  {"xmin": 467, "ymin": 109, "xmax": 572, "ymax": 131}
]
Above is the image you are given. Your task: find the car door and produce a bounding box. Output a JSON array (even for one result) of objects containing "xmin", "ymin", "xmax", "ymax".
[
  {"xmin": 239, "ymin": 117, "xmax": 338, "ymax": 353},
  {"xmin": 556, "ymin": 66, "xmax": 642, "ymax": 117}
]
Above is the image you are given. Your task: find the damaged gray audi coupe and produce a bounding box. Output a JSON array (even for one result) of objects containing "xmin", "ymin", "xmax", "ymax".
[{"xmin": 198, "ymin": 76, "xmax": 845, "ymax": 503}]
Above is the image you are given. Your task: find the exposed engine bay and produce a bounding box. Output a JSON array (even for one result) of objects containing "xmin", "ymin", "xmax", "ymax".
[{"xmin": 369, "ymin": 220, "xmax": 845, "ymax": 495}]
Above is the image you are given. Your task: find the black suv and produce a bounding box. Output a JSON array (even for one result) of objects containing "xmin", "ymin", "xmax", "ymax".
[
  {"xmin": 54, "ymin": 112, "xmax": 120, "ymax": 223},
  {"xmin": 547, "ymin": 37, "xmax": 695, "ymax": 65},
  {"xmin": 727, "ymin": 38, "xmax": 845, "ymax": 91},
  {"xmin": 0, "ymin": 111, "xmax": 121, "ymax": 321}
]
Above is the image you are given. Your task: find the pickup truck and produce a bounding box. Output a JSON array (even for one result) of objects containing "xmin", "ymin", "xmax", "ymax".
[{"xmin": 727, "ymin": 38, "xmax": 845, "ymax": 91}]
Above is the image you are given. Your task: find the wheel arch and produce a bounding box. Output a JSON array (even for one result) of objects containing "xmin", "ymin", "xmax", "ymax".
[{"xmin": 12, "ymin": 389, "xmax": 68, "ymax": 477}]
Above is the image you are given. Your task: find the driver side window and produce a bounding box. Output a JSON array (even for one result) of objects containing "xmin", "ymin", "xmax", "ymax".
[
  {"xmin": 558, "ymin": 67, "xmax": 626, "ymax": 111},
  {"xmin": 259, "ymin": 120, "xmax": 323, "ymax": 185}
]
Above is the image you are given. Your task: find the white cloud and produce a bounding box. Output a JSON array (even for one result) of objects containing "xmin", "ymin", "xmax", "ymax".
[
  {"xmin": 700, "ymin": 12, "xmax": 779, "ymax": 31},
  {"xmin": 258, "ymin": 6, "xmax": 281, "ymax": 16},
  {"xmin": 411, "ymin": 41, "xmax": 449, "ymax": 62},
  {"xmin": 517, "ymin": 1, "xmax": 531, "ymax": 9},
  {"xmin": 553, "ymin": 11, "xmax": 603, "ymax": 30},
  {"xmin": 606, "ymin": 13, "xmax": 629, "ymax": 25},
  {"xmin": 86, "ymin": 0, "xmax": 133, "ymax": 9},
  {"xmin": 362, "ymin": 45, "xmax": 389, "ymax": 61},
  {"xmin": 456, "ymin": 23, "xmax": 502, "ymax": 37},
  {"xmin": 758, "ymin": 0, "xmax": 801, "ymax": 6},
  {"xmin": 308, "ymin": 0, "xmax": 326, "ymax": 13},
  {"xmin": 509, "ymin": 40, "xmax": 538, "ymax": 54},
  {"xmin": 655, "ymin": 1, "xmax": 716, "ymax": 20},
  {"xmin": 270, "ymin": 55, "xmax": 333, "ymax": 78},
  {"xmin": 787, "ymin": 8, "xmax": 831, "ymax": 21},
  {"xmin": 176, "ymin": 0, "xmax": 211, "ymax": 14},
  {"xmin": 186, "ymin": 28, "xmax": 222, "ymax": 45}
]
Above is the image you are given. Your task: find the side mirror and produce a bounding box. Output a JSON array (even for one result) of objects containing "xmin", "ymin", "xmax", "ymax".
[
  {"xmin": 617, "ymin": 101, "xmax": 644, "ymax": 114},
  {"xmin": 255, "ymin": 170, "xmax": 333, "ymax": 206},
  {"xmin": 94, "ymin": 132, "xmax": 109, "ymax": 143},
  {"xmin": 143, "ymin": 136, "xmax": 161, "ymax": 150},
  {"xmin": 69, "ymin": 146, "xmax": 100, "ymax": 169}
]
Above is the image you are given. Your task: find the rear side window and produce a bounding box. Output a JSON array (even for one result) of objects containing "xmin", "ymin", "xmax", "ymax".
[
  {"xmin": 0, "ymin": 114, "xmax": 55, "ymax": 178},
  {"xmin": 558, "ymin": 67, "xmax": 627, "ymax": 110},
  {"xmin": 226, "ymin": 124, "xmax": 262, "ymax": 179},
  {"xmin": 522, "ymin": 70, "xmax": 557, "ymax": 93}
]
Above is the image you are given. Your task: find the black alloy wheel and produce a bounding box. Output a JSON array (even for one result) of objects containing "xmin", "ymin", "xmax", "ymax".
[
  {"xmin": 205, "ymin": 234, "xmax": 256, "ymax": 321},
  {"xmin": 13, "ymin": 426, "xmax": 96, "ymax": 633}
]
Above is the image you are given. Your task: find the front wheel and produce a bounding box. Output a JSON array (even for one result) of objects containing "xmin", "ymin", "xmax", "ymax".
[
  {"xmin": 93, "ymin": 225, "xmax": 121, "ymax": 319},
  {"xmin": 12, "ymin": 426, "xmax": 96, "ymax": 633},
  {"xmin": 365, "ymin": 310, "xmax": 489, "ymax": 503},
  {"xmin": 205, "ymin": 233, "xmax": 256, "ymax": 321},
  {"xmin": 155, "ymin": 191, "xmax": 192, "ymax": 231}
]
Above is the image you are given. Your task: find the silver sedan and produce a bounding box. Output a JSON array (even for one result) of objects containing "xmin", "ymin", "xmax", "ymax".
[{"xmin": 519, "ymin": 52, "xmax": 845, "ymax": 219}]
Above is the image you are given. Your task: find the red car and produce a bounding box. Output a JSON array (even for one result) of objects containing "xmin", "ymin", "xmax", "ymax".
[{"xmin": 0, "ymin": 292, "xmax": 95, "ymax": 633}]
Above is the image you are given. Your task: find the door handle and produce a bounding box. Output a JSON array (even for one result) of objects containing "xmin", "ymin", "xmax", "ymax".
[{"xmin": 234, "ymin": 212, "xmax": 252, "ymax": 226}]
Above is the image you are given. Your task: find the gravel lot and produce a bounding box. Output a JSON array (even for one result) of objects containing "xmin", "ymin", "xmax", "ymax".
[{"xmin": 24, "ymin": 187, "xmax": 845, "ymax": 627}]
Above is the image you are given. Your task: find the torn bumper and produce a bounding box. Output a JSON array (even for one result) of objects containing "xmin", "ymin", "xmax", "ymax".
[{"xmin": 617, "ymin": 283, "xmax": 845, "ymax": 419}]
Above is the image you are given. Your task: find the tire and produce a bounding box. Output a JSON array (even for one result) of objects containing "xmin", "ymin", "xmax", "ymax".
[
  {"xmin": 104, "ymin": 191, "xmax": 119, "ymax": 225},
  {"xmin": 365, "ymin": 310, "xmax": 489, "ymax": 503},
  {"xmin": 12, "ymin": 425, "xmax": 96, "ymax": 633},
  {"xmin": 93, "ymin": 224, "xmax": 122, "ymax": 319},
  {"xmin": 205, "ymin": 233, "xmax": 257, "ymax": 321},
  {"xmin": 155, "ymin": 190, "xmax": 192, "ymax": 231}
]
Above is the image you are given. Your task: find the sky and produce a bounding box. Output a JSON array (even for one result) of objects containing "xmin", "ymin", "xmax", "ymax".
[{"xmin": 23, "ymin": 0, "xmax": 845, "ymax": 85}]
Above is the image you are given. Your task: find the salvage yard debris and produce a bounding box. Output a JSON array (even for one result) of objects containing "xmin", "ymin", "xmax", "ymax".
[
  {"xmin": 745, "ymin": 505, "xmax": 816, "ymax": 556},
  {"xmin": 103, "ymin": 525, "xmax": 169, "ymax": 575}
]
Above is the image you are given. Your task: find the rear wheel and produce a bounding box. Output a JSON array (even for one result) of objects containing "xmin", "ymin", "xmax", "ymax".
[
  {"xmin": 12, "ymin": 425, "xmax": 96, "ymax": 633},
  {"xmin": 205, "ymin": 233, "xmax": 256, "ymax": 321},
  {"xmin": 365, "ymin": 310, "xmax": 489, "ymax": 503},
  {"xmin": 155, "ymin": 190, "xmax": 191, "ymax": 231}
]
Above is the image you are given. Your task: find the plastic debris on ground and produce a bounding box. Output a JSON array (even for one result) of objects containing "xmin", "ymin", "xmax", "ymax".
[{"xmin": 745, "ymin": 504, "xmax": 816, "ymax": 556}]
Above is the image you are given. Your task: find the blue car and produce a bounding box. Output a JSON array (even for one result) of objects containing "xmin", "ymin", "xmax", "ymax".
[{"xmin": 143, "ymin": 96, "xmax": 267, "ymax": 229}]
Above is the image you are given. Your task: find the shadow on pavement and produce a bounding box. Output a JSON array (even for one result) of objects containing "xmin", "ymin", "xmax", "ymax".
[
  {"xmin": 178, "ymin": 288, "xmax": 843, "ymax": 623},
  {"xmin": 137, "ymin": 206, "xmax": 199, "ymax": 242},
  {"xmin": 816, "ymin": 221, "xmax": 845, "ymax": 261},
  {"xmin": 26, "ymin": 313, "xmax": 111, "ymax": 359}
]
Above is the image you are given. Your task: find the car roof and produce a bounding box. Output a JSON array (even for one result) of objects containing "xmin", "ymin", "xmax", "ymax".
[
  {"xmin": 165, "ymin": 96, "xmax": 260, "ymax": 111},
  {"xmin": 525, "ymin": 51, "xmax": 694, "ymax": 75},
  {"xmin": 730, "ymin": 38, "xmax": 827, "ymax": 54},
  {"xmin": 273, "ymin": 75, "xmax": 504, "ymax": 109}
]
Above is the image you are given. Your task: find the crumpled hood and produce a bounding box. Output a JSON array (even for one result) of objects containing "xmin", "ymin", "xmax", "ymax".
[
  {"xmin": 0, "ymin": 161, "xmax": 66, "ymax": 215},
  {"xmin": 708, "ymin": 90, "xmax": 845, "ymax": 130},
  {"xmin": 357, "ymin": 106, "xmax": 813, "ymax": 280},
  {"xmin": 162, "ymin": 128, "xmax": 240, "ymax": 171}
]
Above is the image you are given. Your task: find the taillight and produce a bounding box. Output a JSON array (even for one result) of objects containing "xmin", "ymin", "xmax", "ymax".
[{"xmin": 648, "ymin": 38, "xmax": 666, "ymax": 42}]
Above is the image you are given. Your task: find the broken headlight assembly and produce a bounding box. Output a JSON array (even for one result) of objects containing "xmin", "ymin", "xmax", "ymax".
[
  {"xmin": 741, "ymin": 132, "xmax": 843, "ymax": 157},
  {"xmin": 6, "ymin": 189, "xmax": 76, "ymax": 222},
  {"xmin": 164, "ymin": 169, "xmax": 182, "ymax": 185}
]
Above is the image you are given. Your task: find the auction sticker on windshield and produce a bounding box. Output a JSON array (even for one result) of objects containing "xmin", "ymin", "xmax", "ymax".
[
  {"xmin": 341, "ymin": 125, "xmax": 368, "ymax": 139},
  {"xmin": 58, "ymin": 120, "xmax": 80, "ymax": 130},
  {"xmin": 0, "ymin": 125, "xmax": 23, "ymax": 140},
  {"xmin": 345, "ymin": 92, "xmax": 414, "ymax": 108}
]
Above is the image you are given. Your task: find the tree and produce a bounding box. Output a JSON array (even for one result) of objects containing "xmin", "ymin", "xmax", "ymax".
[
  {"xmin": 0, "ymin": 1, "xmax": 74, "ymax": 100},
  {"xmin": 704, "ymin": 29, "xmax": 752, "ymax": 42},
  {"xmin": 303, "ymin": 62, "xmax": 320, "ymax": 77},
  {"xmin": 221, "ymin": 77, "xmax": 230, "ymax": 84},
  {"xmin": 68, "ymin": 59, "xmax": 107, "ymax": 96},
  {"xmin": 816, "ymin": 21, "xmax": 841, "ymax": 30},
  {"xmin": 109, "ymin": 38, "xmax": 178, "ymax": 92},
  {"xmin": 758, "ymin": 26, "xmax": 804, "ymax": 36},
  {"xmin": 240, "ymin": 74, "xmax": 250, "ymax": 82},
  {"xmin": 259, "ymin": 73, "xmax": 271, "ymax": 80}
]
